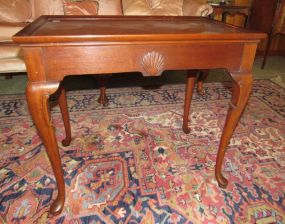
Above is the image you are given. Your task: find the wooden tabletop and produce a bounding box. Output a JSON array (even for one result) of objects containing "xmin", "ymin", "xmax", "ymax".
[{"xmin": 13, "ymin": 15, "xmax": 266, "ymax": 43}]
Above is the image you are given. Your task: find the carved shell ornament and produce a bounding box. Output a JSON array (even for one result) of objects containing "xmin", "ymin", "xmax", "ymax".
[{"xmin": 141, "ymin": 51, "xmax": 165, "ymax": 76}]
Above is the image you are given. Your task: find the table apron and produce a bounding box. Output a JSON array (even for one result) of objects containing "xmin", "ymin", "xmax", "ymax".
[{"xmin": 35, "ymin": 42, "xmax": 245, "ymax": 80}]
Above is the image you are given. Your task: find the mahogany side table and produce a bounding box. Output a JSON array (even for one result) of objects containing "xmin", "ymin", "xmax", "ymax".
[{"xmin": 13, "ymin": 15, "xmax": 266, "ymax": 215}]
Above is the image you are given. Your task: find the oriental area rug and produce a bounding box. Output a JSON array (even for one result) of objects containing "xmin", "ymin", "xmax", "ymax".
[{"xmin": 0, "ymin": 80, "xmax": 284, "ymax": 224}]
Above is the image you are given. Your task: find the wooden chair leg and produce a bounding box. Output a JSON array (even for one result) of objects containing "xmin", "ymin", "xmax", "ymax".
[
  {"xmin": 94, "ymin": 75, "xmax": 111, "ymax": 106},
  {"xmin": 197, "ymin": 70, "xmax": 209, "ymax": 95}
]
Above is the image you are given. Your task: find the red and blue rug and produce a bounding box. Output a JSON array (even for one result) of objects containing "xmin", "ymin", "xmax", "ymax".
[{"xmin": 0, "ymin": 80, "xmax": 284, "ymax": 223}]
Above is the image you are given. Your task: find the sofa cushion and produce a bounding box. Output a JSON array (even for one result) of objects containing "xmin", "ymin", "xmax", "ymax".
[
  {"xmin": 63, "ymin": 0, "xmax": 99, "ymax": 15},
  {"xmin": 30, "ymin": 0, "xmax": 64, "ymax": 20},
  {"xmin": 183, "ymin": 0, "xmax": 213, "ymax": 16},
  {"xmin": 0, "ymin": 0, "xmax": 32, "ymax": 23},
  {"xmin": 98, "ymin": 0, "xmax": 123, "ymax": 15},
  {"xmin": 123, "ymin": 0, "xmax": 184, "ymax": 16}
]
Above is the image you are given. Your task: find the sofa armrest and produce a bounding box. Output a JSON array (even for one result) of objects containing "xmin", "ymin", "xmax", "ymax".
[{"xmin": 183, "ymin": 0, "xmax": 213, "ymax": 17}]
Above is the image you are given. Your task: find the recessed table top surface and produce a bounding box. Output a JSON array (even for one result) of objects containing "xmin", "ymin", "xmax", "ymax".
[{"xmin": 13, "ymin": 16, "xmax": 266, "ymax": 43}]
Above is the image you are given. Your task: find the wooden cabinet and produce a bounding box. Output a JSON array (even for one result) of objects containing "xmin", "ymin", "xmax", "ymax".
[
  {"xmin": 248, "ymin": 0, "xmax": 278, "ymax": 33},
  {"xmin": 248, "ymin": 0, "xmax": 285, "ymax": 68},
  {"xmin": 221, "ymin": 0, "xmax": 285, "ymax": 67}
]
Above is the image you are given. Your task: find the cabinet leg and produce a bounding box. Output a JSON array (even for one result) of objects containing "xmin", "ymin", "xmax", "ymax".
[
  {"xmin": 261, "ymin": 34, "xmax": 273, "ymax": 69},
  {"xmin": 215, "ymin": 72, "xmax": 253, "ymax": 188},
  {"xmin": 58, "ymin": 85, "xmax": 71, "ymax": 147},
  {"xmin": 183, "ymin": 70, "xmax": 197, "ymax": 134},
  {"xmin": 26, "ymin": 82, "xmax": 65, "ymax": 215}
]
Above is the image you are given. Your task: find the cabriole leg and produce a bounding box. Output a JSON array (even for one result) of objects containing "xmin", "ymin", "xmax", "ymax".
[
  {"xmin": 183, "ymin": 70, "xmax": 197, "ymax": 134},
  {"xmin": 94, "ymin": 75, "xmax": 111, "ymax": 106},
  {"xmin": 26, "ymin": 82, "xmax": 65, "ymax": 215},
  {"xmin": 197, "ymin": 70, "xmax": 209, "ymax": 95},
  {"xmin": 58, "ymin": 85, "xmax": 71, "ymax": 146},
  {"xmin": 215, "ymin": 72, "xmax": 253, "ymax": 188}
]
